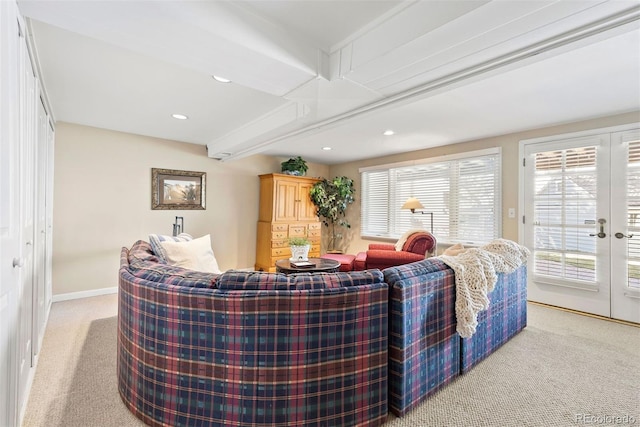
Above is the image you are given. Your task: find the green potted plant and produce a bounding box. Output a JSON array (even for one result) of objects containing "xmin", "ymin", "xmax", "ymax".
[
  {"xmin": 309, "ymin": 176, "xmax": 355, "ymax": 253},
  {"xmin": 281, "ymin": 156, "xmax": 308, "ymax": 176},
  {"xmin": 289, "ymin": 236, "xmax": 311, "ymax": 261}
]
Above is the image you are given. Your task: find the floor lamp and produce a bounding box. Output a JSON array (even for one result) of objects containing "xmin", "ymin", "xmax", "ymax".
[{"xmin": 401, "ymin": 197, "xmax": 433, "ymax": 234}]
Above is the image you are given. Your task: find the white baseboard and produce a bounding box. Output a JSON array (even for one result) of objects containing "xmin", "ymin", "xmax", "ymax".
[
  {"xmin": 52, "ymin": 286, "xmax": 118, "ymax": 302},
  {"xmin": 51, "ymin": 269, "xmax": 257, "ymax": 302}
]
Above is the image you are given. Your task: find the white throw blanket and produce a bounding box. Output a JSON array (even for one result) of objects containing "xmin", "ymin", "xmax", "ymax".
[{"xmin": 436, "ymin": 239, "xmax": 530, "ymax": 338}]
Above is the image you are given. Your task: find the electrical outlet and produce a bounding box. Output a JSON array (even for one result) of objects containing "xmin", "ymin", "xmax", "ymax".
[{"xmin": 508, "ymin": 208, "xmax": 516, "ymax": 218}]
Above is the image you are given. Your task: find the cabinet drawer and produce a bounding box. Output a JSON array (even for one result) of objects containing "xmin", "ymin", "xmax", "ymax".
[
  {"xmin": 308, "ymin": 222, "xmax": 321, "ymax": 230},
  {"xmin": 271, "ymin": 240, "xmax": 288, "ymax": 248},
  {"xmin": 308, "ymin": 229, "xmax": 321, "ymax": 238},
  {"xmin": 271, "ymin": 231, "xmax": 288, "ymax": 240},
  {"xmin": 271, "ymin": 247, "xmax": 290, "ymax": 258},
  {"xmin": 271, "ymin": 223, "xmax": 288, "ymax": 232},
  {"xmin": 289, "ymin": 225, "xmax": 306, "ymax": 237}
]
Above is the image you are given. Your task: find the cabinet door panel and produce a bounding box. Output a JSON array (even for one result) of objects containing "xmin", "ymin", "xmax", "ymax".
[
  {"xmin": 275, "ymin": 181, "xmax": 298, "ymax": 222},
  {"xmin": 297, "ymin": 182, "xmax": 319, "ymax": 222}
]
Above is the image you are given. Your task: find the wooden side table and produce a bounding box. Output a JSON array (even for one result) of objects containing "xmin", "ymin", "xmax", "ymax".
[{"xmin": 275, "ymin": 257, "xmax": 340, "ymax": 274}]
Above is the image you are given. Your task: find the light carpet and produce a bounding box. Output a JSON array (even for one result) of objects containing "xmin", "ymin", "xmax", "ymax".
[{"xmin": 21, "ymin": 294, "xmax": 639, "ymax": 427}]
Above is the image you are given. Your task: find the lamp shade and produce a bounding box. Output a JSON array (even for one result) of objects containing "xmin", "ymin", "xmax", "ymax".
[{"xmin": 401, "ymin": 197, "xmax": 424, "ymax": 211}]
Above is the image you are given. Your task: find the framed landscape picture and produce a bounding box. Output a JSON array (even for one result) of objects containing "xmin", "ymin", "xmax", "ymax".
[{"xmin": 152, "ymin": 168, "xmax": 206, "ymax": 210}]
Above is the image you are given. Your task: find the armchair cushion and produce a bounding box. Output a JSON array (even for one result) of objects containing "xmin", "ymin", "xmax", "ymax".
[{"xmin": 365, "ymin": 250, "xmax": 425, "ymax": 271}]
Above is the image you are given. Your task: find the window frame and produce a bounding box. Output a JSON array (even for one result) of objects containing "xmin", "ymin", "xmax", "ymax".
[{"xmin": 359, "ymin": 148, "xmax": 502, "ymax": 245}]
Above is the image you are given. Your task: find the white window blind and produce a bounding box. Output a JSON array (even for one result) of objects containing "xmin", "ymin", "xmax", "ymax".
[
  {"xmin": 533, "ymin": 147, "xmax": 597, "ymax": 282},
  {"xmin": 360, "ymin": 149, "xmax": 501, "ymax": 244},
  {"xmin": 627, "ymin": 139, "xmax": 640, "ymax": 289}
]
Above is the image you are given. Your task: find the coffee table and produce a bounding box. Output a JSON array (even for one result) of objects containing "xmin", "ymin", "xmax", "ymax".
[{"xmin": 275, "ymin": 257, "xmax": 340, "ymax": 274}]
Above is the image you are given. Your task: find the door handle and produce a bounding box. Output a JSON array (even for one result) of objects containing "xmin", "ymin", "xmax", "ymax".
[
  {"xmin": 589, "ymin": 218, "xmax": 606, "ymax": 238},
  {"xmin": 13, "ymin": 258, "xmax": 24, "ymax": 268},
  {"xmin": 614, "ymin": 232, "xmax": 634, "ymax": 239}
]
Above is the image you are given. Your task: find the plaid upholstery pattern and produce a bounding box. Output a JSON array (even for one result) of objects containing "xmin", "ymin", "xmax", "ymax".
[
  {"xmin": 216, "ymin": 270, "xmax": 384, "ymax": 291},
  {"xmin": 217, "ymin": 270, "xmax": 290, "ymax": 290},
  {"xmin": 383, "ymin": 259, "xmax": 459, "ymax": 416},
  {"xmin": 118, "ymin": 247, "xmax": 388, "ymax": 427},
  {"xmin": 460, "ymin": 265, "xmax": 527, "ymax": 373},
  {"xmin": 288, "ymin": 270, "xmax": 385, "ymax": 290}
]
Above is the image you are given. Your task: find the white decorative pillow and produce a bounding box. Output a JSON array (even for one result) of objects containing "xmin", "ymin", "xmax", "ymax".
[
  {"xmin": 159, "ymin": 234, "xmax": 221, "ymax": 274},
  {"xmin": 443, "ymin": 243, "xmax": 466, "ymax": 256},
  {"xmin": 149, "ymin": 233, "xmax": 192, "ymax": 262}
]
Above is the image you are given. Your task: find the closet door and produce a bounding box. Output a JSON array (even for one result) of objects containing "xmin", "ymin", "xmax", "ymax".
[
  {"xmin": 17, "ymin": 23, "xmax": 36, "ymax": 414},
  {"xmin": 33, "ymin": 96, "xmax": 48, "ymax": 355},
  {"xmin": 0, "ymin": 2, "xmax": 22, "ymax": 425}
]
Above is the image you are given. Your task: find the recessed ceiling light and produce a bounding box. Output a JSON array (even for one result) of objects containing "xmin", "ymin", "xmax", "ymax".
[
  {"xmin": 212, "ymin": 75, "xmax": 231, "ymax": 83},
  {"xmin": 322, "ymin": 146, "xmax": 332, "ymax": 151},
  {"xmin": 171, "ymin": 113, "xmax": 188, "ymax": 120},
  {"xmin": 383, "ymin": 129, "xmax": 395, "ymax": 136}
]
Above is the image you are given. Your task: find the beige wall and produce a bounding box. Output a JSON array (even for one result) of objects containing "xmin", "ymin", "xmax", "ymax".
[
  {"xmin": 54, "ymin": 113, "xmax": 638, "ymax": 295},
  {"xmin": 52, "ymin": 122, "xmax": 328, "ymax": 296},
  {"xmin": 328, "ymin": 112, "xmax": 640, "ymax": 254}
]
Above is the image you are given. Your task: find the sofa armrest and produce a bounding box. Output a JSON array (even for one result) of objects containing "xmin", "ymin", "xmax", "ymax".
[
  {"xmin": 365, "ymin": 250, "xmax": 424, "ymax": 270},
  {"xmin": 382, "ymin": 258, "xmax": 458, "ymax": 416},
  {"xmin": 368, "ymin": 243, "xmax": 396, "ymax": 251}
]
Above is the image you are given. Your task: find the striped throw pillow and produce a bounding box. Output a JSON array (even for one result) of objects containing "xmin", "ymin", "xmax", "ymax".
[{"xmin": 148, "ymin": 233, "xmax": 192, "ymax": 263}]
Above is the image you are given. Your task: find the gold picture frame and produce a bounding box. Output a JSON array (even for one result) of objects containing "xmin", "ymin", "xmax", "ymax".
[{"xmin": 151, "ymin": 168, "xmax": 206, "ymax": 210}]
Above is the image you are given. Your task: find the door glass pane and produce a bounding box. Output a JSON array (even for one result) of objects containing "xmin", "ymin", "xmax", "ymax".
[
  {"xmin": 627, "ymin": 140, "xmax": 640, "ymax": 288},
  {"xmin": 533, "ymin": 147, "xmax": 597, "ymax": 282}
]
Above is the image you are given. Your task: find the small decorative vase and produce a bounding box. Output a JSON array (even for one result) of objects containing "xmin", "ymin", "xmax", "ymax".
[{"xmin": 289, "ymin": 245, "xmax": 310, "ymax": 261}]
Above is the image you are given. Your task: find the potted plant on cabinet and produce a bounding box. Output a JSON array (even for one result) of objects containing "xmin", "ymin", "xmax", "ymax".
[
  {"xmin": 281, "ymin": 156, "xmax": 308, "ymax": 176},
  {"xmin": 289, "ymin": 237, "xmax": 311, "ymax": 261},
  {"xmin": 309, "ymin": 176, "xmax": 355, "ymax": 253}
]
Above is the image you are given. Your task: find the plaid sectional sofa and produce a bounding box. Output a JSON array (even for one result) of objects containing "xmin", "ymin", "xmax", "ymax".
[
  {"xmin": 118, "ymin": 241, "xmax": 389, "ymax": 427},
  {"xmin": 383, "ymin": 258, "xmax": 527, "ymax": 416}
]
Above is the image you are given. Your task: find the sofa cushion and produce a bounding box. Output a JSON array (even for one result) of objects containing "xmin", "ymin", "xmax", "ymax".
[
  {"xmin": 148, "ymin": 232, "xmax": 193, "ymax": 262},
  {"xmin": 216, "ymin": 271, "xmax": 290, "ymax": 290},
  {"xmin": 160, "ymin": 234, "xmax": 221, "ymax": 274},
  {"xmin": 288, "ymin": 269, "xmax": 384, "ymax": 289},
  {"xmin": 382, "ymin": 258, "xmax": 450, "ymax": 282},
  {"xmin": 217, "ymin": 269, "xmax": 385, "ymax": 291}
]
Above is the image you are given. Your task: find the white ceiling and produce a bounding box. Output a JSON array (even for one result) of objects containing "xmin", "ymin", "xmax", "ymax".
[{"xmin": 18, "ymin": 0, "xmax": 640, "ymax": 165}]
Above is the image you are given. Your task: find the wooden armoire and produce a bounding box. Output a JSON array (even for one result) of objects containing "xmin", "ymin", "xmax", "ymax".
[{"xmin": 255, "ymin": 173, "xmax": 321, "ymax": 272}]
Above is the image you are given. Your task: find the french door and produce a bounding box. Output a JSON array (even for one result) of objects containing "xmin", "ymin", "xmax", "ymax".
[{"xmin": 521, "ymin": 125, "xmax": 640, "ymax": 323}]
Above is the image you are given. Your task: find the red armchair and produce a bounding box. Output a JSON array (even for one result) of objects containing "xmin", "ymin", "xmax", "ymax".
[{"xmin": 357, "ymin": 232, "xmax": 437, "ymax": 270}]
